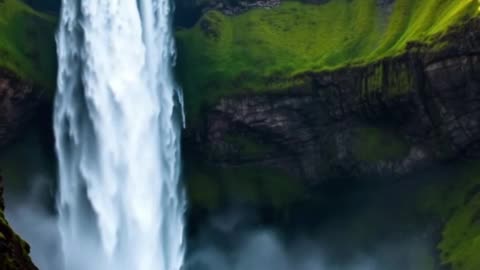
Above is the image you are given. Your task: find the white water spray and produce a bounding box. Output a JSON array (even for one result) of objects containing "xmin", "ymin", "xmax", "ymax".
[{"xmin": 54, "ymin": 1, "xmax": 185, "ymax": 270}]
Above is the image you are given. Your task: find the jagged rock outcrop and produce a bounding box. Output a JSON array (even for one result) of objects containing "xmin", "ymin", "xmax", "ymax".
[
  {"xmin": 0, "ymin": 69, "xmax": 42, "ymax": 147},
  {"xmin": 0, "ymin": 175, "xmax": 37, "ymax": 270},
  {"xmin": 185, "ymin": 18, "xmax": 480, "ymax": 182}
]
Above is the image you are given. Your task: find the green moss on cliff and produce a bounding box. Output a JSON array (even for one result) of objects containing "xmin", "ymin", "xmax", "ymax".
[
  {"xmin": 436, "ymin": 164, "xmax": 480, "ymax": 270},
  {"xmin": 352, "ymin": 127, "xmax": 410, "ymax": 162},
  {"xmin": 0, "ymin": 0, "xmax": 57, "ymax": 89},
  {"xmin": 186, "ymin": 162, "xmax": 304, "ymax": 210},
  {"xmin": 176, "ymin": 0, "xmax": 477, "ymax": 118},
  {"xmin": 224, "ymin": 134, "xmax": 275, "ymax": 158},
  {"xmin": 440, "ymin": 198, "xmax": 480, "ymax": 270},
  {"xmin": 361, "ymin": 62, "xmax": 415, "ymax": 97},
  {"xmin": 418, "ymin": 162, "xmax": 480, "ymax": 270},
  {"xmin": 0, "ymin": 211, "xmax": 35, "ymax": 270},
  {"xmin": 0, "ymin": 176, "xmax": 36, "ymax": 270}
]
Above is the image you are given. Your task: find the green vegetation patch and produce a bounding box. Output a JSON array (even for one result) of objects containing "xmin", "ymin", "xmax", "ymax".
[
  {"xmin": 0, "ymin": 0, "xmax": 57, "ymax": 89},
  {"xmin": 186, "ymin": 162, "xmax": 305, "ymax": 210},
  {"xmin": 224, "ymin": 134, "xmax": 275, "ymax": 158},
  {"xmin": 352, "ymin": 127, "xmax": 410, "ymax": 162},
  {"xmin": 361, "ymin": 61, "xmax": 415, "ymax": 97},
  {"xmin": 176, "ymin": 0, "xmax": 478, "ymax": 119},
  {"xmin": 418, "ymin": 162, "xmax": 480, "ymax": 270}
]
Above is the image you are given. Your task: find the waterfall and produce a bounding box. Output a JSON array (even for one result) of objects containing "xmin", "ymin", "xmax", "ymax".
[{"xmin": 54, "ymin": 1, "xmax": 185, "ymax": 270}]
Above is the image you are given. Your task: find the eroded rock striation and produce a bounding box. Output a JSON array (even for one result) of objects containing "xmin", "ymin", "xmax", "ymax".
[{"xmin": 186, "ymin": 18, "xmax": 480, "ymax": 182}]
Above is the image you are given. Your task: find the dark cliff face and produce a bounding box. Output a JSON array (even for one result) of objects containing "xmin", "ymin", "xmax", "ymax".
[
  {"xmin": 0, "ymin": 175, "xmax": 37, "ymax": 270},
  {"xmin": 22, "ymin": 0, "xmax": 60, "ymax": 13},
  {"xmin": 0, "ymin": 69, "xmax": 43, "ymax": 148},
  {"xmin": 185, "ymin": 18, "xmax": 480, "ymax": 183},
  {"xmin": 0, "ymin": 69, "xmax": 46, "ymax": 270}
]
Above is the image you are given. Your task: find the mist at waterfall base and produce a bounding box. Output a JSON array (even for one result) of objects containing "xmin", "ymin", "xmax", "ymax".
[
  {"xmin": 0, "ymin": 125, "xmax": 62, "ymax": 269},
  {"xmin": 185, "ymin": 204, "xmax": 435, "ymax": 270},
  {"xmin": 6, "ymin": 174, "xmax": 62, "ymax": 270},
  {"xmin": 3, "ymin": 158, "xmax": 436, "ymax": 270},
  {"xmin": 1, "ymin": 127, "xmax": 436, "ymax": 270},
  {"xmin": 188, "ymin": 231, "xmax": 431, "ymax": 270}
]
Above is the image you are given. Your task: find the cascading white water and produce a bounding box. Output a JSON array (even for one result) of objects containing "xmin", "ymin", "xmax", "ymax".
[{"xmin": 54, "ymin": 1, "xmax": 185, "ymax": 270}]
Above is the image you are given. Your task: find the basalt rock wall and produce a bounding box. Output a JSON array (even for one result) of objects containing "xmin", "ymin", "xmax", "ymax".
[{"xmin": 185, "ymin": 19, "xmax": 480, "ymax": 183}]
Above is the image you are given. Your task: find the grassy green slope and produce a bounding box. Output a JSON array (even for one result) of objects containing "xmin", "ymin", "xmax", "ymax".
[
  {"xmin": 176, "ymin": 0, "xmax": 478, "ymax": 118},
  {"xmin": 0, "ymin": 0, "xmax": 57, "ymax": 89}
]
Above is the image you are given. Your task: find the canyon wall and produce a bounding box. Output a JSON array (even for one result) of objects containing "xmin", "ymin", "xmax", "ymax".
[{"xmin": 185, "ymin": 19, "xmax": 480, "ymax": 182}]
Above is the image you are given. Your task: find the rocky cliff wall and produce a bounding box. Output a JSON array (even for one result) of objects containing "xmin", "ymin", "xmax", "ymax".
[
  {"xmin": 0, "ymin": 68, "xmax": 44, "ymax": 270},
  {"xmin": 0, "ymin": 69, "xmax": 42, "ymax": 148},
  {"xmin": 185, "ymin": 18, "xmax": 480, "ymax": 183}
]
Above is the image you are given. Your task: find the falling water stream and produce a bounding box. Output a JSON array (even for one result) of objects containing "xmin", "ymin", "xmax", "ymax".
[{"xmin": 54, "ymin": 1, "xmax": 185, "ymax": 270}]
